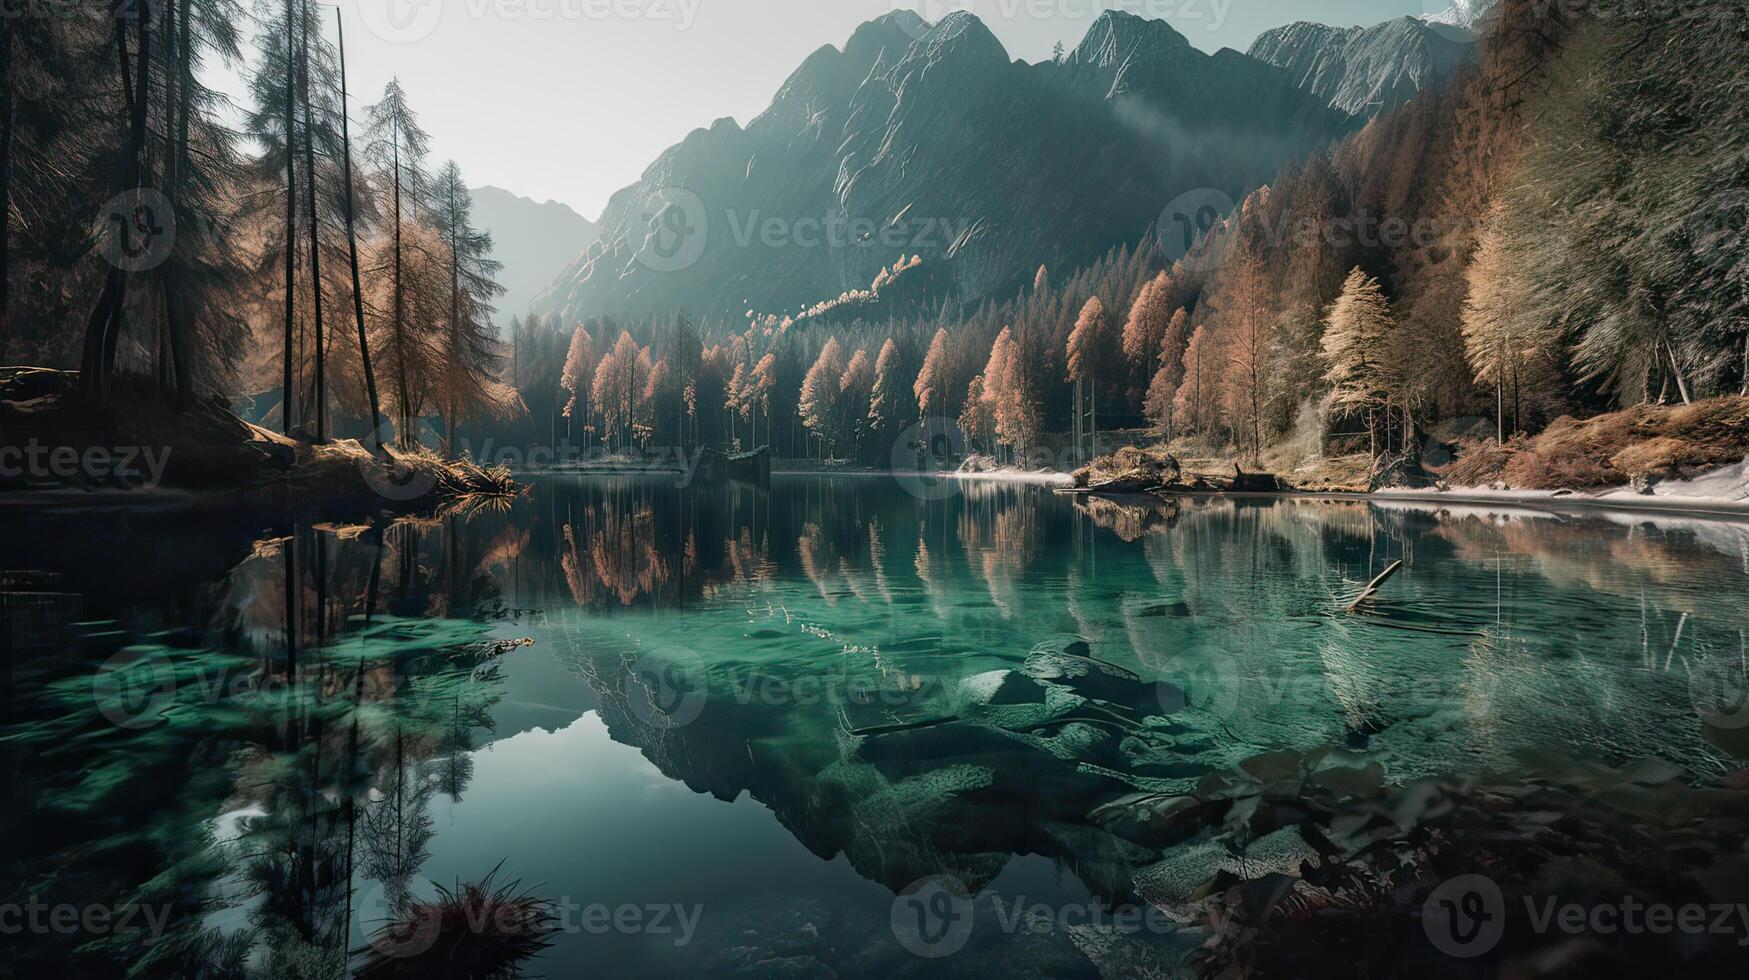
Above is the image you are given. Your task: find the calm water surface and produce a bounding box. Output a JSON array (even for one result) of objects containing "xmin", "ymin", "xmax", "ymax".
[{"xmin": 3, "ymin": 476, "xmax": 1746, "ymax": 977}]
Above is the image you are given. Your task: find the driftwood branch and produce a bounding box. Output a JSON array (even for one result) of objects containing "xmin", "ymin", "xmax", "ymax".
[{"xmin": 1346, "ymin": 560, "xmax": 1405, "ymax": 613}]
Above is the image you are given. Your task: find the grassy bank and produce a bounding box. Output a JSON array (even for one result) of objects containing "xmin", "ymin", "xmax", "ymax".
[{"xmin": 0, "ymin": 368, "xmax": 522, "ymax": 514}]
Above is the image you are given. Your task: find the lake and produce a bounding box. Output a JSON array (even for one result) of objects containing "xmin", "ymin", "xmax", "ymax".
[{"xmin": 3, "ymin": 475, "xmax": 1746, "ymax": 977}]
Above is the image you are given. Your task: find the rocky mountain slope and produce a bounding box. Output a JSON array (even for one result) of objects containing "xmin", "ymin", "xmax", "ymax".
[
  {"xmin": 534, "ymin": 10, "xmax": 1355, "ymax": 326},
  {"xmin": 1424, "ymin": 0, "xmax": 1499, "ymax": 30},
  {"xmin": 1247, "ymin": 15, "xmax": 1477, "ymax": 116},
  {"xmin": 468, "ymin": 186, "xmax": 598, "ymax": 327}
]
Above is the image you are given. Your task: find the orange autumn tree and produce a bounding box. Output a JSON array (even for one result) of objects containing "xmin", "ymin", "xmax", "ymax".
[
  {"xmin": 1121, "ymin": 271, "xmax": 1172, "ymax": 397},
  {"xmin": 913, "ymin": 327, "xmax": 952, "ymax": 425},
  {"xmin": 1065, "ymin": 297, "xmax": 1110, "ymax": 459},
  {"xmin": 560, "ymin": 325, "xmax": 595, "ymax": 445},
  {"xmin": 799, "ymin": 337, "xmax": 847, "ymax": 458}
]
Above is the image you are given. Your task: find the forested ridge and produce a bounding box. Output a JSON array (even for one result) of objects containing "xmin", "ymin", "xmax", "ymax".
[
  {"xmin": 506, "ymin": 0, "xmax": 1749, "ymax": 472},
  {"xmin": 3, "ymin": 1, "xmax": 1745, "ymax": 478}
]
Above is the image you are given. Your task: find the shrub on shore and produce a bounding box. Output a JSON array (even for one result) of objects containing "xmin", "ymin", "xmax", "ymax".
[{"xmin": 1440, "ymin": 396, "xmax": 1749, "ymax": 490}]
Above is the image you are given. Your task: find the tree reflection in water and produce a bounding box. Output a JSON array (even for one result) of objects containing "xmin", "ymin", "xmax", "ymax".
[{"xmin": 2, "ymin": 480, "xmax": 1748, "ymax": 976}]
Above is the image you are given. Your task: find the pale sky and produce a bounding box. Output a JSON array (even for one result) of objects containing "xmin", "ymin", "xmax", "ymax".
[{"xmin": 223, "ymin": 1, "xmax": 1441, "ymax": 219}]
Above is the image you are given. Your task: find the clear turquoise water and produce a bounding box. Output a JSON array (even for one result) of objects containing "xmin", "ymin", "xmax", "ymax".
[{"xmin": 2, "ymin": 476, "xmax": 1745, "ymax": 977}]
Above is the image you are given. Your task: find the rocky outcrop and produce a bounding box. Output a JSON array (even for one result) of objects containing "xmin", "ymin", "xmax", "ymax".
[
  {"xmin": 1423, "ymin": 0, "xmax": 1499, "ymax": 30},
  {"xmin": 1248, "ymin": 15, "xmax": 1477, "ymax": 116}
]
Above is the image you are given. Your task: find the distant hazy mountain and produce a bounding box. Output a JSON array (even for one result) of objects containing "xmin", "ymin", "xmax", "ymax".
[
  {"xmin": 468, "ymin": 186, "xmax": 598, "ymax": 327},
  {"xmin": 534, "ymin": 10, "xmax": 1354, "ymax": 326},
  {"xmin": 1248, "ymin": 16, "xmax": 1477, "ymax": 116}
]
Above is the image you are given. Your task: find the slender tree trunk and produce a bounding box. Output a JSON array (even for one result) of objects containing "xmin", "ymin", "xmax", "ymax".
[
  {"xmin": 1073, "ymin": 377, "xmax": 1082, "ymax": 462},
  {"xmin": 1666, "ymin": 339, "xmax": 1692, "ymax": 406},
  {"xmin": 0, "ymin": 14, "xmax": 11, "ymax": 357},
  {"xmin": 284, "ymin": 530, "xmax": 299, "ymax": 679},
  {"xmin": 1510, "ymin": 365, "xmax": 1521, "ymax": 438},
  {"xmin": 391, "ymin": 140, "xmax": 412, "ymax": 448},
  {"xmin": 1090, "ymin": 373, "xmax": 1098, "ymax": 459},
  {"xmin": 281, "ymin": 0, "xmax": 296, "ymax": 433},
  {"xmin": 80, "ymin": 10, "xmax": 152, "ymax": 401},
  {"xmin": 448, "ymin": 181, "xmax": 460, "ymax": 455},
  {"xmin": 1249, "ymin": 351, "xmax": 1261, "ymax": 465},
  {"xmin": 163, "ymin": 0, "xmax": 195, "ymax": 404},
  {"xmin": 1496, "ymin": 376, "xmax": 1504, "ymax": 443},
  {"xmin": 300, "ymin": 0, "xmax": 326, "ymax": 440},
  {"xmin": 151, "ymin": 0, "xmax": 174, "ymax": 397},
  {"xmin": 336, "ymin": 12, "xmax": 381, "ymax": 452}
]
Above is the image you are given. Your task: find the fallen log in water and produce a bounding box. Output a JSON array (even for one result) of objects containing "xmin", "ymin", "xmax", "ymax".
[{"xmin": 1345, "ymin": 560, "xmax": 1405, "ymax": 613}]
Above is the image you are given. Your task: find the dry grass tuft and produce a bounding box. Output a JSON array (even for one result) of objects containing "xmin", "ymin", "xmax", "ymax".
[
  {"xmin": 356, "ymin": 866, "xmax": 556, "ymax": 980},
  {"xmin": 1437, "ymin": 396, "xmax": 1749, "ymax": 490}
]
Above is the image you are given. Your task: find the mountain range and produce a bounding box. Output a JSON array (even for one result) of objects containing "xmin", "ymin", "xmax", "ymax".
[
  {"xmin": 468, "ymin": 186, "xmax": 598, "ymax": 328},
  {"xmin": 531, "ymin": 9, "xmax": 1468, "ymax": 327},
  {"xmin": 1247, "ymin": 16, "xmax": 1477, "ymax": 116}
]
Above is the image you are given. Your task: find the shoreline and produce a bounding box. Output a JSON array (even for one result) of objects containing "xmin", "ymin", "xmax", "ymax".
[{"xmin": 7, "ymin": 466, "xmax": 1749, "ymax": 524}]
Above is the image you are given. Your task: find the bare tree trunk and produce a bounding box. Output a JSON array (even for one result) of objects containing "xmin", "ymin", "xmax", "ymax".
[
  {"xmin": 281, "ymin": 0, "xmax": 296, "ymax": 433},
  {"xmin": 1496, "ymin": 377, "xmax": 1504, "ymax": 443},
  {"xmin": 1666, "ymin": 339, "xmax": 1692, "ymax": 406},
  {"xmin": 81, "ymin": 7, "xmax": 153, "ymax": 401},
  {"xmin": 163, "ymin": 0, "xmax": 195, "ymax": 405},
  {"xmin": 1250, "ymin": 371, "xmax": 1261, "ymax": 465},
  {"xmin": 1090, "ymin": 374, "xmax": 1098, "ymax": 459},
  {"xmin": 391, "ymin": 140, "xmax": 412, "ymax": 448},
  {"xmin": 1510, "ymin": 365, "xmax": 1521, "ymax": 438},
  {"xmin": 447, "ymin": 181, "xmax": 460, "ymax": 456},
  {"xmin": 300, "ymin": 0, "xmax": 326, "ymax": 440},
  {"xmin": 336, "ymin": 12, "xmax": 380, "ymax": 452},
  {"xmin": 1, "ymin": 15, "xmax": 15, "ymax": 357},
  {"xmin": 1072, "ymin": 377, "xmax": 1082, "ymax": 462}
]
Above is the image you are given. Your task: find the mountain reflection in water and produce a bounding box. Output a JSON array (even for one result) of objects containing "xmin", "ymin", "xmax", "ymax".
[{"xmin": 2, "ymin": 477, "xmax": 1746, "ymax": 977}]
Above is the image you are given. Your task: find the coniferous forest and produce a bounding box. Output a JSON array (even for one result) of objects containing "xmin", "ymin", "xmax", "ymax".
[
  {"xmin": 6, "ymin": 1, "xmax": 1745, "ymax": 489},
  {"xmin": 5, "ymin": 3, "xmax": 1749, "ymax": 979}
]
